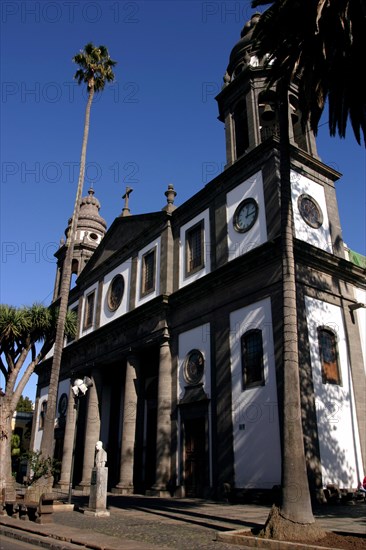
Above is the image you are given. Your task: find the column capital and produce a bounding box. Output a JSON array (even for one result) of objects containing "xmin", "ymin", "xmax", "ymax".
[
  {"xmin": 160, "ymin": 327, "xmax": 170, "ymax": 344},
  {"xmin": 126, "ymin": 352, "xmax": 140, "ymax": 368}
]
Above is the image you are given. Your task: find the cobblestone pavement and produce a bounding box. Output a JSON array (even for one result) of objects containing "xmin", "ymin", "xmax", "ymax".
[
  {"xmin": 55, "ymin": 495, "xmax": 253, "ymax": 550},
  {"xmin": 50, "ymin": 494, "xmax": 365, "ymax": 550}
]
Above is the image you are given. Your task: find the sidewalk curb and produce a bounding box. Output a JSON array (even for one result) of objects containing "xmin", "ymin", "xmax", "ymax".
[
  {"xmin": 0, "ymin": 515, "xmax": 160, "ymax": 550},
  {"xmin": 216, "ymin": 529, "xmax": 364, "ymax": 550},
  {"xmin": 0, "ymin": 524, "xmax": 80, "ymax": 550}
]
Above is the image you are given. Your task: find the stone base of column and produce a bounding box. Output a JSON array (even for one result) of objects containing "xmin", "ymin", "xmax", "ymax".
[
  {"xmin": 111, "ymin": 485, "xmax": 134, "ymax": 495},
  {"xmin": 75, "ymin": 482, "xmax": 91, "ymax": 495},
  {"xmin": 174, "ymin": 485, "xmax": 185, "ymax": 498},
  {"xmin": 55, "ymin": 481, "xmax": 70, "ymax": 493},
  {"xmin": 146, "ymin": 486, "xmax": 171, "ymax": 498},
  {"xmin": 81, "ymin": 508, "xmax": 110, "ymax": 517}
]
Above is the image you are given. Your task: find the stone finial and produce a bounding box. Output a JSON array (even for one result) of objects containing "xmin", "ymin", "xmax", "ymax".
[
  {"xmin": 163, "ymin": 184, "xmax": 177, "ymax": 213},
  {"xmin": 121, "ymin": 187, "xmax": 133, "ymax": 217}
]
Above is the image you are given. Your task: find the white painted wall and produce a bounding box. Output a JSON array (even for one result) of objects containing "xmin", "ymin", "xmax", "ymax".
[
  {"xmin": 354, "ymin": 287, "xmax": 366, "ymax": 375},
  {"xmin": 177, "ymin": 323, "xmax": 212, "ymax": 486},
  {"xmin": 100, "ymin": 260, "xmax": 131, "ymax": 327},
  {"xmin": 226, "ymin": 170, "xmax": 268, "ymax": 262},
  {"xmin": 136, "ymin": 237, "xmax": 161, "ymax": 307},
  {"xmin": 178, "ymin": 323, "xmax": 211, "ymax": 399},
  {"xmin": 230, "ymin": 298, "xmax": 281, "ymax": 489},
  {"xmin": 179, "ymin": 209, "xmax": 211, "ymax": 288},
  {"xmin": 305, "ymin": 296, "xmax": 364, "ymax": 488},
  {"xmin": 78, "ymin": 229, "xmax": 103, "ymax": 245},
  {"xmin": 291, "ymin": 171, "xmax": 333, "ymax": 253}
]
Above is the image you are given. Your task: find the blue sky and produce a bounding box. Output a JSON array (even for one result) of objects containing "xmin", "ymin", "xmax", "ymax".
[{"xmin": 1, "ymin": 1, "xmax": 365, "ymax": 400}]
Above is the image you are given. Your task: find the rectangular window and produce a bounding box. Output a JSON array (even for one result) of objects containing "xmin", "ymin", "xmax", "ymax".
[
  {"xmin": 318, "ymin": 328, "xmax": 342, "ymax": 385},
  {"xmin": 39, "ymin": 400, "xmax": 47, "ymax": 430},
  {"xmin": 186, "ymin": 220, "xmax": 204, "ymax": 275},
  {"xmin": 241, "ymin": 329, "xmax": 264, "ymax": 389},
  {"xmin": 141, "ymin": 248, "xmax": 156, "ymax": 296},
  {"xmin": 83, "ymin": 291, "xmax": 95, "ymax": 329}
]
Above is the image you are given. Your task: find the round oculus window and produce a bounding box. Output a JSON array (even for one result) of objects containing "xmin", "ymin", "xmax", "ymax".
[
  {"xmin": 233, "ymin": 198, "xmax": 259, "ymax": 233},
  {"xmin": 298, "ymin": 194, "xmax": 323, "ymax": 229},
  {"xmin": 107, "ymin": 274, "xmax": 124, "ymax": 311},
  {"xmin": 58, "ymin": 393, "xmax": 68, "ymax": 416},
  {"xmin": 183, "ymin": 349, "xmax": 204, "ymax": 385}
]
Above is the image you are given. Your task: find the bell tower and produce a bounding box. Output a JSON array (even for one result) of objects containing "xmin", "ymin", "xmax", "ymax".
[
  {"xmin": 216, "ymin": 13, "xmax": 318, "ymax": 168},
  {"xmin": 52, "ymin": 187, "xmax": 107, "ymax": 301}
]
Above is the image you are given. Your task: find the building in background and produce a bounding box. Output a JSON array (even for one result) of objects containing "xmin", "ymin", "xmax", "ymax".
[
  {"xmin": 32, "ymin": 14, "xmax": 365, "ymax": 501},
  {"xmin": 12, "ymin": 409, "xmax": 33, "ymax": 483}
]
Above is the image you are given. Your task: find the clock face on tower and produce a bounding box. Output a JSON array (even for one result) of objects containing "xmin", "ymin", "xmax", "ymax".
[
  {"xmin": 298, "ymin": 194, "xmax": 323, "ymax": 229},
  {"xmin": 233, "ymin": 198, "xmax": 259, "ymax": 233}
]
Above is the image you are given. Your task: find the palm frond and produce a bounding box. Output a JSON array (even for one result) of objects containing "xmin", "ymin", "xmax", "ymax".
[
  {"xmin": 0, "ymin": 305, "xmax": 30, "ymax": 344},
  {"xmin": 251, "ymin": 0, "xmax": 366, "ymax": 145},
  {"xmin": 72, "ymin": 42, "xmax": 117, "ymax": 92},
  {"xmin": 64, "ymin": 309, "xmax": 77, "ymax": 339}
]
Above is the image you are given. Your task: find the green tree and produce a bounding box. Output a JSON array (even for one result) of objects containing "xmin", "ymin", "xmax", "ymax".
[
  {"xmin": 251, "ymin": 0, "xmax": 366, "ymax": 145},
  {"xmin": 11, "ymin": 434, "xmax": 21, "ymax": 458},
  {"xmin": 40, "ymin": 44, "xmax": 116, "ymax": 458},
  {"xmin": 16, "ymin": 395, "xmax": 33, "ymax": 412},
  {"xmin": 0, "ymin": 304, "xmax": 76, "ymax": 497}
]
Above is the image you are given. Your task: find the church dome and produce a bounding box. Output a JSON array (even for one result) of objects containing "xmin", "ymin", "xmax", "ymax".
[
  {"xmin": 65, "ymin": 187, "xmax": 107, "ymax": 241},
  {"xmin": 224, "ymin": 13, "xmax": 262, "ymax": 84}
]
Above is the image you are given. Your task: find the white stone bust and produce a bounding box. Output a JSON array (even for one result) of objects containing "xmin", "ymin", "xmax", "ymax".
[{"xmin": 95, "ymin": 440, "xmax": 107, "ymax": 468}]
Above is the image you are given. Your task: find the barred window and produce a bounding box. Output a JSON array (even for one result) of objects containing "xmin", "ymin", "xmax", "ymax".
[
  {"xmin": 241, "ymin": 329, "xmax": 264, "ymax": 389},
  {"xmin": 186, "ymin": 220, "xmax": 204, "ymax": 274},
  {"xmin": 39, "ymin": 400, "xmax": 47, "ymax": 430},
  {"xmin": 142, "ymin": 248, "xmax": 156, "ymax": 295},
  {"xmin": 318, "ymin": 328, "xmax": 342, "ymax": 385},
  {"xmin": 83, "ymin": 291, "xmax": 95, "ymax": 329}
]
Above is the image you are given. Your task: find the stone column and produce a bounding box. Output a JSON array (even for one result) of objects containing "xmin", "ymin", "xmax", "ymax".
[
  {"xmin": 152, "ymin": 335, "xmax": 172, "ymax": 495},
  {"xmin": 57, "ymin": 384, "xmax": 77, "ymax": 492},
  {"xmin": 77, "ymin": 369, "xmax": 101, "ymax": 493},
  {"xmin": 113, "ymin": 355, "xmax": 139, "ymax": 494}
]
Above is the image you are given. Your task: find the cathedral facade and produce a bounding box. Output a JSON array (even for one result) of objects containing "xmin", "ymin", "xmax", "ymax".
[{"xmin": 32, "ymin": 14, "xmax": 366, "ymax": 501}]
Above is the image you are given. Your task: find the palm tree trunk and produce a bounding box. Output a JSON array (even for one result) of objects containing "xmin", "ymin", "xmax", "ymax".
[
  {"xmin": 277, "ymin": 81, "xmax": 314, "ymax": 524},
  {"xmin": 0, "ymin": 398, "xmax": 15, "ymax": 498},
  {"xmin": 41, "ymin": 86, "xmax": 95, "ymax": 459},
  {"xmin": 260, "ymin": 82, "xmax": 325, "ymax": 541}
]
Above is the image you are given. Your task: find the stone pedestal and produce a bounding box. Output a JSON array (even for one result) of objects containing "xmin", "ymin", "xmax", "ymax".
[
  {"xmin": 85, "ymin": 467, "xmax": 109, "ymax": 517},
  {"xmin": 25, "ymin": 475, "xmax": 54, "ymax": 503}
]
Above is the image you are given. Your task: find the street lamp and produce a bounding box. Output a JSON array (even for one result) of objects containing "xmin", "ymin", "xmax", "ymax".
[{"xmin": 68, "ymin": 376, "xmax": 93, "ymax": 504}]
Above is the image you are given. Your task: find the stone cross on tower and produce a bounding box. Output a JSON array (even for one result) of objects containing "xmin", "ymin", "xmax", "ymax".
[{"xmin": 121, "ymin": 187, "xmax": 133, "ymax": 217}]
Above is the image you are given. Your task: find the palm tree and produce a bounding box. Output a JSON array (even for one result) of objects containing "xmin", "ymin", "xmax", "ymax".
[
  {"xmin": 260, "ymin": 79, "xmax": 324, "ymax": 541},
  {"xmin": 251, "ymin": 0, "xmax": 366, "ymax": 145},
  {"xmin": 0, "ymin": 304, "xmax": 76, "ymax": 497},
  {"xmin": 41, "ymin": 44, "xmax": 116, "ymax": 459},
  {"xmin": 248, "ymin": 1, "xmax": 365, "ymax": 539}
]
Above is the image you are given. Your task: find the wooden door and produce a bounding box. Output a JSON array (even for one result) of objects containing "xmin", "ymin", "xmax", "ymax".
[{"xmin": 184, "ymin": 418, "xmax": 206, "ymax": 497}]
